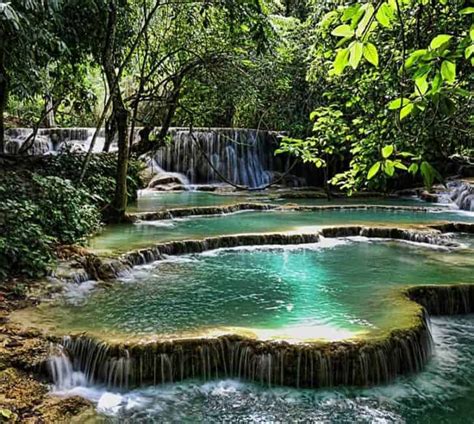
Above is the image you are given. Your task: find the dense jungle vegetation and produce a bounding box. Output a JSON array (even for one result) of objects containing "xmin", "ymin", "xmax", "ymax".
[{"xmin": 0, "ymin": 0, "xmax": 472, "ymax": 280}]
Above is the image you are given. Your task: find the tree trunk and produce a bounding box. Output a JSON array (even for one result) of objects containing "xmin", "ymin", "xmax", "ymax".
[
  {"xmin": 44, "ymin": 94, "xmax": 56, "ymax": 128},
  {"xmin": 103, "ymin": 114, "xmax": 117, "ymax": 152},
  {"xmin": 132, "ymin": 80, "xmax": 181, "ymax": 156},
  {"xmin": 102, "ymin": 0, "xmax": 129, "ymax": 222},
  {"xmin": 0, "ymin": 41, "xmax": 8, "ymax": 154},
  {"xmin": 112, "ymin": 106, "xmax": 129, "ymax": 219}
]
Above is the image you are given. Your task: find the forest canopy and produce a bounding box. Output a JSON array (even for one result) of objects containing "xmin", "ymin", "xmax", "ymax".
[{"xmin": 0, "ymin": 0, "xmax": 472, "ymax": 203}]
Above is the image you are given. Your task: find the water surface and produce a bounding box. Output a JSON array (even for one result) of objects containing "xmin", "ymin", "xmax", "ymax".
[
  {"xmin": 35, "ymin": 239, "xmax": 474, "ymax": 341},
  {"xmin": 90, "ymin": 208, "xmax": 474, "ymax": 254}
]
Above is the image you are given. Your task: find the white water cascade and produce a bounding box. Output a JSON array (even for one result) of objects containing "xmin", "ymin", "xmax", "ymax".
[
  {"xmin": 4, "ymin": 128, "xmax": 109, "ymax": 154},
  {"xmin": 153, "ymin": 128, "xmax": 305, "ymax": 189},
  {"xmin": 442, "ymin": 180, "xmax": 474, "ymax": 211},
  {"xmin": 48, "ymin": 344, "xmax": 89, "ymax": 391},
  {"xmin": 4, "ymin": 127, "xmax": 307, "ymax": 188}
]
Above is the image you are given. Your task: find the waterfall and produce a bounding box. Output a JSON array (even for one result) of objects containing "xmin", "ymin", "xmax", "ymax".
[
  {"xmin": 5, "ymin": 127, "xmax": 307, "ymax": 188},
  {"xmin": 443, "ymin": 180, "xmax": 474, "ymax": 211},
  {"xmin": 4, "ymin": 128, "xmax": 107, "ymax": 154},
  {"xmin": 46, "ymin": 313, "xmax": 432, "ymax": 391},
  {"xmin": 153, "ymin": 128, "xmax": 305, "ymax": 189},
  {"xmin": 48, "ymin": 343, "xmax": 89, "ymax": 391}
]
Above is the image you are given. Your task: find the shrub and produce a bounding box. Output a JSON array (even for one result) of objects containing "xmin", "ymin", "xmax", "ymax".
[
  {"xmin": 37, "ymin": 152, "xmax": 145, "ymax": 208},
  {"xmin": 0, "ymin": 171, "xmax": 101, "ymax": 280}
]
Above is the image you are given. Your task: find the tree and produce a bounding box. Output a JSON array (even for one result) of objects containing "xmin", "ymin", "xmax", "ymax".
[
  {"xmin": 0, "ymin": 1, "xmax": 63, "ymax": 152},
  {"xmin": 284, "ymin": 0, "xmax": 474, "ymax": 193}
]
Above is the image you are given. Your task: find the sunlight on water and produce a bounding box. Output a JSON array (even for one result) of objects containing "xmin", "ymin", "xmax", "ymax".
[{"xmin": 29, "ymin": 238, "xmax": 474, "ymax": 342}]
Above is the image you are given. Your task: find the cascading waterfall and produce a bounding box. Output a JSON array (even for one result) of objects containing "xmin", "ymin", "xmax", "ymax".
[
  {"xmin": 444, "ymin": 180, "xmax": 474, "ymax": 211},
  {"xmin": 4, "ymin": 128, "xmax": 108, "ymax": 154},
  {"xmin": 5, "ymin": 127, "xmax": 306, "ymax": 188},
  {"xmin": 48, "ymin": 314, "xmax": 432, "ymax": 391},
  {"xmin": 153, "ymin": 128, "xmax": 304, "ymax": 188},
  {"xmin": 48, "ymin": 343, "xmax": 89, "ymax": 391},
  {"xmin": 45, "ymin": 284, "xmax": 474, "ymax": 392}
]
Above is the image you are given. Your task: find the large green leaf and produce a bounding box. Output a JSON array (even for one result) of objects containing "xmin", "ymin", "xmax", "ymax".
[
  {"xmin": 430, "ymin": 34, "xmax": 452, "ymax": 49},
  {"xmin": 375, "ymin": 3, "xmax": 394, "ymax": 28},
  {"xmin": 415, "ymin": 74, "xmax": 429, "ymax": 96},
  {"xmin": 460, "ymin": 7, "xmax": 474, "ymax": 14},
  {"xmin": 363, "ymin": 42, "xmax": 379, "ymax": 67},
  {"xmin": 441, "ymin": 60, "xmax": 456, "ymax": 84},
  {"xmin": 367, "ymin": 161, "xmax": 381, "ymax": 179},
  {"xmin": 400, "ymin": 103, "xmax": 415, "ymax": 120},
  {"xmin": 333, "ymin": 48, "xmax": 350, "ymax": 75},
  {"xmin": 405, "ymin": 49, "xmax": 428, "ymax": 68},
  {"xmin": 349, "ymin": 42, "xmax": 364, "ymax": 69},
  {"xmin": 384, "ymin": 161, "xmax": 395, "ymax": 177},
  {"xmin": 356, "ymin": 4, "xmax": 375, "ymax": 37},
  {"xmin": 382, "ymin": 145, "xmax": 394, "ymax": 159},
  {"xmin": 388, "ymin": 97, "xmax": 410, "ymax": 110},
  {"xmin": 331, "ymin": 24, "xmax": 354, "ymax": 38}
]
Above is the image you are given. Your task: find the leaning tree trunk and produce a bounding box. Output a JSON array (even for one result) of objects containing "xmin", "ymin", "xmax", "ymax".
[{"xmin": 0, "ymin": 41, "xmax": 7, "ymax": 154}]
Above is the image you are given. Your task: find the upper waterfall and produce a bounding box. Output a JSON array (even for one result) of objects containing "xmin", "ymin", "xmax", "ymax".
[
  {"xmin": 5, "ymin": 127, "xmax": 307, "ymax": 189},
  {"xmin": 153, "ymin": 128, "xmax": 303, "ymax": 188}
]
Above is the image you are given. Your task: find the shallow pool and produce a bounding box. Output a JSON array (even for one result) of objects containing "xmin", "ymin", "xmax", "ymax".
[
  {"xmin": 127, "ymin": 191, "xmax": 427, "ymax": 212},
  {"xmin": 34, "ymin": 239, "xmax": 473, "ymax": 341},
  {"xmin": 90, "ymin": 208, "xmax": 474, "ymax": 254}
]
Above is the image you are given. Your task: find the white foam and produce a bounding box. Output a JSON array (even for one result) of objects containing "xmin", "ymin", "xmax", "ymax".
[{"xmin": 136, "ymin": 220, "xmax": 175, "ymax": 227}]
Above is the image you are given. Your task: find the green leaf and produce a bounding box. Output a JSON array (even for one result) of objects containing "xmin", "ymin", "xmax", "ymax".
[
  {"xmin": 382, "ymin": 145, "xmax": 394, "ymax": 159},
  {"xmin": 465, "ymin": 45, "xmax": 474, "ymax": 59},
  {"xmin": 375, "ymin": 3, "xmax": 393, "ymax": 28},
  {"xmin": 400, "ymin": 103, "xmax": 415, "ymax": 120},
  {"xmin": 384, "ymin": 161, "xmax": 395, "ymax": 177},
  {"xmin": 342, "ymin": 4, "xmax": 362, "ymax": 21},
  {"xmin": 420, "ymin": 161, "xmax": 437, "ymax": 189},
  {"xmin": 331, "ymin": 25, "xmax": 354, "ymax": 38},
  {"xmin": 471, "ymin": 24, "xmax": 474, "ymax": 41},
  {"xmin": 430, "ymin": 34, "xmax": 452, "ymax": 50},
  {"xmin": 432, "ymin": 71, "xmax": 443, "ymax": 92},
  {"xmin": 441, "ymin": 60, "xmax": 456, "ymax": 84},
  {"xmin": 363, "ymin": 42, "xmax": 379, "ymax": 67},
  {"xmin": 460, "ymin": 7, "xmax": 474, "ymax": 14},
  {"xmin": 394, "ymin": 162, "xmax": 408, "ymax": 170},
  {"xmin": 388, "ymin": 97, "xmax": 411, "ymax": 110},
  {"xmin": 367, "ymin": 161, "xmax": 381, "ymax": 180},
  {"xmin": 356, "ymin": 4, "xmax": 375, "ymax": 37},
  {"xmin": 405, "ymin": 49, "xmax": 428, "ymax": 68},
  {"xmin": 333, "ymin": 48, "xmax": 350, "ymax": 75},
  {"xmin": 408, "ymin": 163, "xmax": 419, "ymax": 174},
  {"xmin": 349, "ymin": 42, "xmax": 364, "ymax": 69},
  {"xmin": 415, "ymin": 75, "xmax": 429, "ymax": 96}
]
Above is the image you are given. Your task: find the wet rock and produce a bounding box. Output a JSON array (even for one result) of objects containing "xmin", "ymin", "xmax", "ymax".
[
  {"xmin": 35, "ymin": 396, "xmax": 96, "ymax": 423},
  {"xmin": 148, "ymin": 174, "xmax": 188, "ymax": 190},
  {"xmin": 0, "ymin": 367, "xmax": 48, "ymax": 413},
  {"xmin": 420, "ymin": 191, "xmax": 438, "ymax": 202}
]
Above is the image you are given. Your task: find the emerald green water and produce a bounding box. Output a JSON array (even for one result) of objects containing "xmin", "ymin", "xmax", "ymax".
[
  {"xmin": 38, "ymin": 240, "xmax": 473, "ymax": 340},
  {"xmin": 90, "ymin": 208, "xmax": 474, "ymax": 254},
  {"xmin": 128, "ymin": 191, "xmax": 427, "ymax": 212},
  {"xmin": 128, "ymin": 191, "xmax": 248, "ymax": 212}
]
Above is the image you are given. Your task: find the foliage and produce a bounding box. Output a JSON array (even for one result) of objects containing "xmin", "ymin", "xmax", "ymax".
[
  {"xmin": 0, "ymin": 172, "xmax": 102, "ymax": 280},
  {"xmin": 37, "ymin": 153, "xmax": 145, "ymax": 208},
  {"xmin": 285, "ymin": 0, "xmax": 474, "ymax": 193}
]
